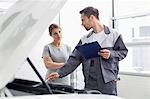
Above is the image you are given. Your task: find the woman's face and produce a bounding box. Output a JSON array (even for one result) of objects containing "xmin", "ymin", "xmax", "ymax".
[{"xmin": 51, "ymin": 28, "xmax": 62, "ymax": 42}]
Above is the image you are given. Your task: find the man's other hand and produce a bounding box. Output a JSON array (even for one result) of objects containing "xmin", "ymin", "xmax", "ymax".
[{"xmin": 98, "ymin": 49, "xmax": 110, "ymax": 59}]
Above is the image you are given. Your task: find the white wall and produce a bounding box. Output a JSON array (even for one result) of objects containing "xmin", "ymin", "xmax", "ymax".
[{"xmin": 118, "ymin": 72, "xmax": 150, "ymax": 99}]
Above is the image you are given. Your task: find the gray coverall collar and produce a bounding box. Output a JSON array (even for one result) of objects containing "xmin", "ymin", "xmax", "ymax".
[{"xmin": 86, "ymin": 25, "xmax": 110, "ymax": 38}]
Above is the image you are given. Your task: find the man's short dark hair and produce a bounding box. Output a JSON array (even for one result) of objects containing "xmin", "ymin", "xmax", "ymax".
[{"xmin": 79, "ymin": 6, "xmax": 99, "ymax": 20}]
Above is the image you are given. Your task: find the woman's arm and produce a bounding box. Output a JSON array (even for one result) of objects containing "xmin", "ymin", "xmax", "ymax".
[{"xmin": 43, "ymin": 56, "xmax": 64, "ymax": 69}]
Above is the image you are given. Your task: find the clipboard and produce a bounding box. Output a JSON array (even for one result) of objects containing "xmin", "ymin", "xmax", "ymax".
[{"xmin": 75, "ymin": 41, "xmax": 101, "ymax": 59}]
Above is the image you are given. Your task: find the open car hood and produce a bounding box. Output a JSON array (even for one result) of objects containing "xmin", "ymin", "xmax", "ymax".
[{"xmin": 0, "ymin": 0, "xmax": 67, "ymax": 90}]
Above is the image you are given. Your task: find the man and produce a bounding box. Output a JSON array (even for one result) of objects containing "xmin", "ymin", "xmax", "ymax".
[{"xmin": 48, "ymin": 6, "xmax": 128, "ymax": 95}]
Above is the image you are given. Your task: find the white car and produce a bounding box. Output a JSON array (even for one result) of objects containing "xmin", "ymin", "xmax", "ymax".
[{"xmin": 0, "ymin": 1, "xmax": 124, "ymax": 99}]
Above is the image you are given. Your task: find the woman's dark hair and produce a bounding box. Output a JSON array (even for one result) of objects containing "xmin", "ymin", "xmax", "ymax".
[
  {"xmin": 79, "ymin": 6, "xmax": 99, "ymax": 20},
  {"xmin": 49, "ymin": 23, "xmax": 61, "ymax": 36}
]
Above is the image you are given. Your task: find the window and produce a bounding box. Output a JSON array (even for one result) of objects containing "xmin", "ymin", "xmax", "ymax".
[
  {"xmin": 140, "ymin": 26, "xmax": 150, "ymax": 37},
  {"xmin": 114, "ymin": 0, "xmax": 150, "ymax": 71}
]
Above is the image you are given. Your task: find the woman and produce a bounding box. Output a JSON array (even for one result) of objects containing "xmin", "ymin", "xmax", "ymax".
[{"xmin": 42, "ymin": 23, "xmax": 71, "ymax": 85}]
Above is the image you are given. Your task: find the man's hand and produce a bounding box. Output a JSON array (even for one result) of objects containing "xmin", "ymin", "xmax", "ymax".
[
  {"xmin": 98, "ymin": 49, "xmax": 110, "ymax": 59},
  {"xmin": 47, "ymin": 72, "xmax": 60, "ymax": 81}
]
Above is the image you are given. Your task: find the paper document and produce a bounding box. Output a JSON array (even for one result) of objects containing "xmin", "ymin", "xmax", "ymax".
[{"xmin": 75, "ymin": 41, "xmax": 101, "ymax": 59}]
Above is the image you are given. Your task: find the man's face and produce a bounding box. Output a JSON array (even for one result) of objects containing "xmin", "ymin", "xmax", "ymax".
[{"xmin": 81, "ymin": 14, "xmax": 92, "ymax": 31}]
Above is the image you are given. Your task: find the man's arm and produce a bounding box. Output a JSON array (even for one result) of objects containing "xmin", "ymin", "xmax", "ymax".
[
  {"xmin": 48, "ymin": 40, "xmax": 83, "ymax": 80},
  {"xmin": 58, "ymin": 48, "xmax": 83, "ymax": 78},
  {"xmin": 110, "ymin": 35, "xmax": 128, "ymax": 61},
  {"xmin": 47, "ymin": 49, "xmax": 82, "ymax": 80}
]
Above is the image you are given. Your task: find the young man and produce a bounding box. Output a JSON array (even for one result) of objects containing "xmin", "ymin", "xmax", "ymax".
[{"xmin": 48, "ymin": 6, "xmax": 128, "ymax": 95}]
